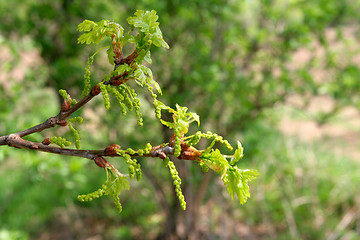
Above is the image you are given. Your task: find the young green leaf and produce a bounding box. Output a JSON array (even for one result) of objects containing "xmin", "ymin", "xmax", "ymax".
[
  {"xmin": 200, "ymin": 149, "xmax": 228, "ymax": 177},
  {"xmin": 150, "ymin": 27, "xmax": 170, "ymax": 49},
  {"xmin": 144, "ymin": 50, "xmax": 152, "ymax": 64},
  {"xmin": 127, "ymin": 10, "xmax": 169, "ymax": 49},
  {"xmin": 160, "ymin": 119, "xmax": 175, "ymax": 129},
  {"xmin": 230, "ymin": 141, "xmax": 244, "ymax": 166},
  {"xmin": 222, "ymin": 167, "xmax": 260, "ymax": 204},
  {"xmin": 127, "ymin": 10, "xmax": 159, "ymax": 34},
  {"xmin": 106, "ymin": 45, "xmax": 115, "ymax": 65},
  {"xmin": 77, "ymin": 20, "xmax": 97, "ymax": 32},
  {"xmin": 77, "ymin": 20, "xmax": 124, "ymax": 45},
  {"xmin": 187, "ymin": 112, "xmax": 200, "ymax": 126}
]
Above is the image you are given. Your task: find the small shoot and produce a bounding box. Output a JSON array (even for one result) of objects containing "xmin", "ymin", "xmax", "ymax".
[
  {"xmin": 78, "ymin": 164, "xmax": 130, "ymax": 213},
  {"xmin": 199, "ymin": 141, "xmax": 260, "ymax": 204},
  {"xmin": 155, "ymin": 100, "xmax": 200, "ymax": 157}
]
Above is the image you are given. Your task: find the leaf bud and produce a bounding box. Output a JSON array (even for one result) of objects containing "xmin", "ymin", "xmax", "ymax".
[
  {"xmin": 94, "ymin": 156, "xmax": 108, "ymax": 168},
  {"xmin": 61, "ymin": 99, "xmax": 71, "ymax": 112},
  {"xmin": 157, "ymin": 151, "xmax": 167, "ymax": 159},
  {"xmin": 58, "ymin": 120, "xmax": 68, "ymax": 126},
  {"xmin": 42, "ymin": 138, "xmax": 51, "ymax": 145},
  {"xmin": 91, "ymin": 84, "xmax": 101, "ymax": 95},
  {"xmin": 105, "ymin": 144, "xmax": 121, "ymax": 155}
]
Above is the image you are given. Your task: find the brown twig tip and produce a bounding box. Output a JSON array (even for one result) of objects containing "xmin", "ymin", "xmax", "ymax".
[
  {"xmin": 104, "ymin": 144, "xmax": 121, "ymax": 155},
  {"xmin": 94, "ymin": 156, "xmax": 109, "ymax": 168},
  {"xmin": 42, "ymin": 138, "xmax": 51, "ymax": 145},
  {"xmin": 91, "ymin": 84, "xmax": 101, "ymax": 96}
]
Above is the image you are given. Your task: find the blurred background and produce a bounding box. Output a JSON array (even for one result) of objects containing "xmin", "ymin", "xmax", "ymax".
[{"xmin": 1, "ymin": 0, "xmax": 360, "ymax": 239}]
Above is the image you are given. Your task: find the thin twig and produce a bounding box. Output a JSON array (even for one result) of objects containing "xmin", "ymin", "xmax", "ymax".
[
  {"xmin": 0, "ymin": 133, "xmax": 180, "ymax": 162},
  {"xmin": 0, "ymin": 47, "xmax": 199, "ymax": 166}
]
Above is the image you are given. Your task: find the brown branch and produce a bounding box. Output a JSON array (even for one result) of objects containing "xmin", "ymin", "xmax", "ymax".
[
  {"xmin": 0, "ymin": 133, "xmax": 188, "ymax": 163},
  {"xmin": 0, "ymin": 47, "xmax": 201, "ymax": 170},
  {"xmin": 1, "ymin": 134, "xmax": 104, "ymax": 159},
  {"xmin": 4, "ymin": 48, "xmax": 141, "ymax": 140},
  {"xmin": 13, "ymin": 91, "xmax": 97, "ymax": 138}
]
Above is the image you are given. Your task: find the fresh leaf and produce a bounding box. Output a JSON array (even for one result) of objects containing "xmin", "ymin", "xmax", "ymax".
[
  {"xmin": 77, "ymin": 20, "xmax": 97, "ymax": 32},
  {"xmin": 154, "ymin": 99, "xmax": 171, "ymax": 111},
  {"xmin": 187, "ymin": 112, "xmax": 200, "ymax": 126},
  {"xmin": 222, "ymin": 167, "xmax": 260, "ymax": 204},
  {"xmin": 230, "ymin": 141, "xmax": 244, "ymax": 166},
  {"xmin": 151, "ymin": 27, "xmax": 170, "ymax": 49},
  {"xmin": 160, "ymin": 119, "xmax": 175, "ymax": 129},
  {"xmin": 144, "ymin": 50, "xmax": 152, "ymax": 64},
  {"xmin": 77, "ymin": 20, "xmax": 124, "ymax": 45},
  {"xmin": 115, "ymin": 64, "xmax": 132, "ymax": 75},
  {"xmin": 201, "ymin": 149, "xmax": 228, "ymax": 177},
  {"xmin": 106, "ymin": 45, "xmax": 115, "ymax": 65},
  {"xmin": 127, "ymin": 10, "xmax": 169, "ymax": 49},
  {"xmin": 127, "ymin": 10, "xmax": 159, "ymax": 34}
]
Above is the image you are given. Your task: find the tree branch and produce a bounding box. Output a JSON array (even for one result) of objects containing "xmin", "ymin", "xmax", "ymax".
[
  {"xmin": 13, "ymin": 91, "xmax": 96, "ymax": 138},
  {"xmin": 0, "ymin": 133, "xmax": 180, "ymax": 162},
  {"xmin": 0, "ymin": 48, "xmax": 138, "ymax": 147}
]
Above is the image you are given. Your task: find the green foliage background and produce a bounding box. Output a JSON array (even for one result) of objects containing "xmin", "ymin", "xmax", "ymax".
[{"xmin": 1, "ymin": 0, "xmax": 360, "ymax": 239}]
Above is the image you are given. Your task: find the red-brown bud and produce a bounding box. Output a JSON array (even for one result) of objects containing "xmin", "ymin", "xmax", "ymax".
[
  {"xmin": 178, "ymin": 146, "xmax": 202, "ymax": 161},
  {"xmin": 94, "ymin": 156, "xmax": 108, "ymax": 168},
  {"xmin": 58, "ymin": 120, "xmax": 67, "ymax": 126},
  {"xmin": 91, "ymin": 84, "xmax": 101, "ymax": 96},
  {"xmin": 104, "ymin": 144, "xmax": 121, "ymax": 155},
  {"xmin": 42, "ymin": 138, "xmax": 51, "ymax": 145},
  {"xmin": 157, "ymin": 152, "xmax": 167, "ymax": 159},
  {"xmin": 61, "ymin": 99, "xmax": 71, "ymax": 112}
]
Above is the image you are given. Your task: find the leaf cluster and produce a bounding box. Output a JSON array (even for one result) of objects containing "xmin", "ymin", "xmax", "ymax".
[
  {"xmin": 77, "ymin": 20, "xmax": 124, "ymax": 45},
  {"xmin": 154, "ymin": 100, "xmax": 200, "ymax": 156},
  {"xmin": 200, "ymin": 142, "xmax": 260, "ymax": 204},
  {"xmin": 76, "ymin": 11, "xmax": 167, "ymax": 127},
  {"xmin": 151, "ymin": 100, "xmax": 259, "ymax": 205},
  {"xmin": 73, "ymin": 10, "xmax": 259, "ymax": 212},
  {"xmin": 78, "ymin": 167, "xmax": 130, "ymax": 213},
  {"xmin": 127, "ymin": 10, "xmax": 169, "ymax": 49}
]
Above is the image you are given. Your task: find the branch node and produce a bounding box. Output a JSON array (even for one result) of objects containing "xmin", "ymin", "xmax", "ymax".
[
  {"xmin": 57, "ymin": 120, "xmax": 68, "ymax": 126},
  {"xmin": 42, "ymin": 138, "xmax": 51, "ymax": 145},
  {"xmin": 91, "ymin": 84, "xmax": 101, "ymax": 96},
  {"xmin": 47, "ymin": 117, "xmax": 57, "ymax": 127},
  {"xmin": 6, "ymin": 134, "xmax": 19, "ymax": 148},
  {"xmin": 104, "ymin": 144, "xmax": 121, "ymax": 155}
]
